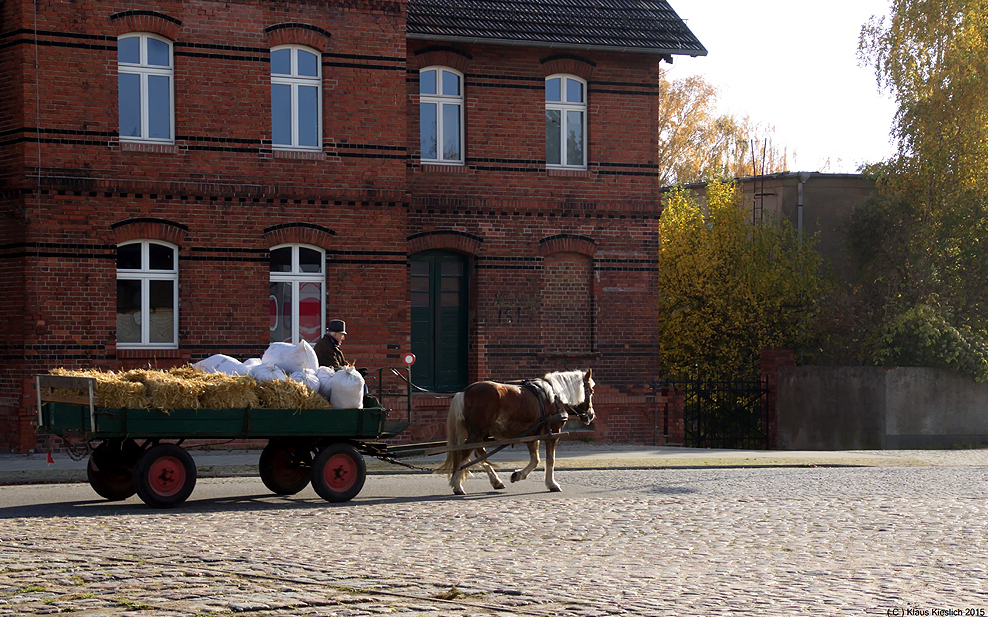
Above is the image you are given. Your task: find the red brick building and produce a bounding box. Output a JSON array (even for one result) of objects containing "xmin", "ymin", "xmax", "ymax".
[{"xmin": 0, "ymin": 0, "xmax": 705, "ymax": 453}]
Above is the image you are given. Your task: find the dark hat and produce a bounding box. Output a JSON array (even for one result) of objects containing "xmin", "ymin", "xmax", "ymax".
[{"xmin": 327, "ymin": 319, "xmax": 347, "ymax": 335}]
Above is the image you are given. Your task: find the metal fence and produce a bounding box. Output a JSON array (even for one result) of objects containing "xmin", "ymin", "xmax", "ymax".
[{"xmin": 675, "ymin": 376, "xmax": 770, "ymax": 449}]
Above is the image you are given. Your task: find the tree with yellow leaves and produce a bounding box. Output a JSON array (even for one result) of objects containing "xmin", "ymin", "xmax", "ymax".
[
  {"xmin": 842, "ymin": 0, "xmax": 988, "ymax": 379},
  {"xmin": 656, "ymin": 180, "xmax": 832, "ymax": 377},
  {"xmin": 859, "ymin": 0, "xmax": 988, "ymax": 206},
  {"xmin": 656, "ymin": 74, "xmax": 790, "ymax": 186}
]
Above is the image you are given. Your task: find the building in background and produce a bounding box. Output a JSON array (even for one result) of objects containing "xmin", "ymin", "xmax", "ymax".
[{"xmin": 0, "ymin": 0, "xmax": 710, "ymax": 453}]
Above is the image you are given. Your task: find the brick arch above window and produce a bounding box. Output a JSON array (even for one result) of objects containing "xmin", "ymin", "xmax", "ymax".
[
  {"xmin": 411, "ymin": 47, "xmax": 472, "ymax": 74},
  {"xmin": 539, "ymin": 54, "xmax": 596, "ymax": 81},
  {"xmin": 537, "ymin": 234, "xmax": 597, "ymax": 257},
  {"xmin": 407, "ymin": 230, "xmax": 483, "ymax": 256},
  {"xmin": 263, "ymin": 223, "xmax": 335, "ymax": 251},
  {"xmin": 264, "ymin": 23, "xmax": 332, "ymax": 52},
  {"xmin": 111, "ymin": 217, "xmax": 188, "ymax": 246},
  {"xmin": 109, "ymin": 10, "xmax": 182, "ymax": 39}
]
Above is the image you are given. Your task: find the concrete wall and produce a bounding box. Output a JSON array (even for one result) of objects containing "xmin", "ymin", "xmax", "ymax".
[
  {"xmin": 777, "ymin": 366, "xmax": 988, "ymax": 450},
  {"xmin": 685, "ymin": 172, "xmax": 878, "ymax": 282}
]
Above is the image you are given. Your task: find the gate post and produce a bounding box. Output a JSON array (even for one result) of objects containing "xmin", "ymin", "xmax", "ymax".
[{"xmin": 760, "ymin": 348, "xmax": 794, "ymax": 450}]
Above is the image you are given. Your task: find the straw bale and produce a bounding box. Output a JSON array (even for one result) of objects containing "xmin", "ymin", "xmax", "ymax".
[
  {"xmin": 256, "ymin": 378, "xmax": 331, "ymax": 410},
  {"xmin": 197, "ymin": 373, "xmax": 261, "ymax": 409},
  {"xmin": 49, "ymin": 368, "xmax": 150, "ymax": 409},
  {"xmin": 123, "ymin": 369, "xmax": 203, "ymax": 409}
]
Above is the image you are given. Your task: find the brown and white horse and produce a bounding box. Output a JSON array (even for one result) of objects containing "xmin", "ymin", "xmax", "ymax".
[{"xmin": 435, "ymin": 369, "xmax": 595, "ymax": 495}]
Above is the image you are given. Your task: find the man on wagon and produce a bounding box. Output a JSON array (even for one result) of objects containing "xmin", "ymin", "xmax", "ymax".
[{"xmin": 314, "ymin": 319, "xmax": 348, "ymax": 368}]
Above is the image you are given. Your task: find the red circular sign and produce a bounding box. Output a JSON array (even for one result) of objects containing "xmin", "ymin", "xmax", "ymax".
[{"xmin": 403, "ymin": 353, "xmax": 416, "ymax": 366}]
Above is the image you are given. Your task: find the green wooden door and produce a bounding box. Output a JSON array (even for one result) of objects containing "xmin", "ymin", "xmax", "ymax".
[{"xmin": 410, "ymin": 251, "xmax": 468, "ymax": 391}]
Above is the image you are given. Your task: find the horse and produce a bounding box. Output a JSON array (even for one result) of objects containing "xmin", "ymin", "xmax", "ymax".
[{"xmin": 435, "ymin": 369, "xmax": 595, "ymax": 495}]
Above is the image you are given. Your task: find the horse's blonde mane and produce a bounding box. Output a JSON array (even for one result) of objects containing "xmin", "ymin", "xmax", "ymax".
[{"xmin": 542, "ymin": 370, "xmax": 589, "ymax": 406}]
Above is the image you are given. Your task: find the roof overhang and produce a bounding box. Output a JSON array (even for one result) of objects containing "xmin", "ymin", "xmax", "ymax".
[{"xmin": 407, "ymin": 32, "xmax": 708, "ymax": 61}]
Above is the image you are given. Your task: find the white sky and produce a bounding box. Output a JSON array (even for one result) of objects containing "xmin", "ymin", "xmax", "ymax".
[{"xmin": 664, "ymin": 0, "xmax": 899, "ymax": 174}]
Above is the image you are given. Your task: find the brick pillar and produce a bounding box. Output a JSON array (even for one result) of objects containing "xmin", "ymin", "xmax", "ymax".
[
  {"xmin": 760, "ymin": 348, "xmax": 795, "ymax": 450},
  {"xmin": 657, "ymin": 384, "xmax": 684, "ymax": 446}
]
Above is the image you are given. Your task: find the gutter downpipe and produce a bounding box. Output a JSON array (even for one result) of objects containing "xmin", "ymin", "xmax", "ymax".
[{"xmin": 797, "ymin": 172, "xmax": 812, "ymax": 243}]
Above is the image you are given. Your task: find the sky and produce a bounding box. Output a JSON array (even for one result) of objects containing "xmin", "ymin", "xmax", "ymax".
[{"xmin": 665, "ymin": 0, "xmax": 899, "ymax": 174}]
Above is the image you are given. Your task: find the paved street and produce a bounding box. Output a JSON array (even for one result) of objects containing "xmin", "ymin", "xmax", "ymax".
[{"xmin": 2, "ymin": 457, "xmax": 988, "ymax": 616}]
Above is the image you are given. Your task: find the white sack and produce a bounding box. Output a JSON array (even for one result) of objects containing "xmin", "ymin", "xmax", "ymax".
[
  {"xmin": 290, "ymin": 368, "xmax": 321, "ymax": 393},
  {"xmin": 330, "ymin": 366, "xmax": 365, "ymax": 409},
  {"xmin": 193, "ymin": 354, "xmax": 248, "ymax": 375},
  {"xmin": 249, "ymin": 362, "xmax": 287, "ymax": 382},
  {"xmin": 315, "ymin": 366, "xmax": 335, "ymax": 399},
  {"xmin": 242, "ymin": 357, "xmax": 262, "ymax": 370},
  {"xmin": 261, "ymin": 340, "xmax": 318, "ymax": 375}
]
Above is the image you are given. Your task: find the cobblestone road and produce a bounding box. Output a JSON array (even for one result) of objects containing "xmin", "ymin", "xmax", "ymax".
[{"xmin": 2, "ymin": 465, "xmax": 988, "ymax": 616}]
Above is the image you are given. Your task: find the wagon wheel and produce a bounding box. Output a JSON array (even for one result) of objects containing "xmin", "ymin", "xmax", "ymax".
[
  {"xmin": 311, "ymin": 443, "xmax": 366, "ymax": 503},
  {"xmin": 87, "ymin": 439, "xmax": 142, "ymax": 501},
  {"xmin": 133, "ymin": 444, "xmax": 197, "ymax": 508},
  {"xmin": 259, "ymin": 440, "xmax": 312, "ymax": 495}
]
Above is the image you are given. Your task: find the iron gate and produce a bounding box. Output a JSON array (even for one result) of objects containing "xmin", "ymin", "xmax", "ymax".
[{"xmin": 677, "ymin": 376, "xmax": 770, "ymax": 449}]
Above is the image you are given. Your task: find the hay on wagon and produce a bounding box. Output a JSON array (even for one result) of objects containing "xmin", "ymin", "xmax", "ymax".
[{"xmin": 49, "ymin": 366, "xmax": 329, "ymax": 410}]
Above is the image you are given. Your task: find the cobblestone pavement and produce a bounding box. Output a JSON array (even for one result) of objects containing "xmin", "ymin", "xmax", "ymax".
[{"xmin": 3, "ymin": 465, "xmax": 988, "ymax": 616}]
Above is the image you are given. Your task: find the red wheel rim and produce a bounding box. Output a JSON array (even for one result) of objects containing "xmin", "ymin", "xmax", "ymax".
[
  {"xmin": 146, "ymin": 456, "xmax": 186, "ymax": 497},
  {"xmin": 323, "ymin": 453, "xmax": 357, "ymax": 492},
  {"xmin": 272, "ymin": 449, "xmax": 307, "ymax": 483}
]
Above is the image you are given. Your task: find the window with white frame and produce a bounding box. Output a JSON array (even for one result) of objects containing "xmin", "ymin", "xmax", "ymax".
[
  {"xmin": 118, "ymin": 34, "xmax": 174, "ymax": 142},
  {"xmin": 270, "ymin": 245, "xmax": 325, "ymax": 344},
  {"xmin": 271, "ymin": 46, "xmax": 322, "ymax": 150},
  {"xmin": 419, "ymin": 67, "xmax": 463, "ymax": 164},
  {"xmin": 545, "ymin": 75, "xmax": 586, "ymax": 168},
  {"xmin": 116, "ymin": 241, "xmax": 178, "ymax": 348}
]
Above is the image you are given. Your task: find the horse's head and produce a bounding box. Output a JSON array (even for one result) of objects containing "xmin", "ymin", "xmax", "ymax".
[{"xmin": 577, "ymin": 369, "xmax": 595, "ymax": 424}]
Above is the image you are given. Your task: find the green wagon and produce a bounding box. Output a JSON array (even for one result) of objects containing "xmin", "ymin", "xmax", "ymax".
[{"xmin": 36, "ymin": 369, "xmax": 416, "ymax": 508}]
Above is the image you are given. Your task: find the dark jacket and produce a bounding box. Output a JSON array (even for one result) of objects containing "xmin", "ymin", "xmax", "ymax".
[{"xmin": 314, "ymin": 335, "xmax": 346, "ymax": 368}]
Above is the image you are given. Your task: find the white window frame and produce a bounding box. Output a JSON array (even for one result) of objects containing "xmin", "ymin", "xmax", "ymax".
[
  {"xmin": 419, "ymin": 66, "xmax": 465, "ymax": 165},
  {"xmin": 270, "ymin": 45, "xmax": 323, "ymax": 151},
  {"xmin": 269, "ymin": 244, "xmax": 326, "ymax": 344},
  {"xmin": 545, "ymin": 74, "xmax": 587, "ymax": 169},
  {"xmin": 117, "ymin": 33, "xmax": 175, "ymax": 143},
  {"xmin": 116, "ymin": 240, "xmax": 179, "ymax": 349}
]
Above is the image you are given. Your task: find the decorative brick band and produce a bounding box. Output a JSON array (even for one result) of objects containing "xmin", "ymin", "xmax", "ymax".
[
  {"xmin": 538, "ymin": 233, "xmax": 597, "ymax": 257},
  {"xmin": 109, "ymin": 10, "xmax": 182, "ymax": 40},
  {"xmin": 110, "ymin": 217, "xmax": 188, "ymax": 246},
  {"xmin": 263, "ymin": 223, "xmax": 335, "ymax": 250},
  {"xmin": 411, "ymin": 47, "xmax": 472, "ymax": 73},
  {"xmin": 407, "ymin": 230, "xmax": 483, "ymax": 255},
  {"xmin": 264, "ymin": 23, "xmax": 332, "ymax": 52},
  {"xmin": 540, "ymin": 54, "xmax": 596, "ymax": 81}
]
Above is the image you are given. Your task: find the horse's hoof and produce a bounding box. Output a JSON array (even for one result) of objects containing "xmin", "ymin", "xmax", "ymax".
[
  {"xmin": 453, "ymin": 488, "xmax": 466, "ymax": 496},
  {"xmin": 493, "ymin": 482, "xmax": 506, "ymax": 490},
  {"xmin": 510, "ymin": 472, "xmax": 521, "ymax": 483},
  {"xmin": 548, "ymin": 485, "xmax": 562, "ymax": 492}
]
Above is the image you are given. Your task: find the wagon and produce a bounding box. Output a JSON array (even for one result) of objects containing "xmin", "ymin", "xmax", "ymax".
[
  {"xmin": 36, "ymin": 369, "xmax": 573, "ymax": 508},
  {"xmin": 35, "ymin": 368, "xmax": 423, "ymax": 508}
]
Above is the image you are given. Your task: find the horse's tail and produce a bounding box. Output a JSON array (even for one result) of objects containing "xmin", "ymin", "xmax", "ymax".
[{"xmin": 435, "ymin": 391, "xmax": 468, "ymax": 479}]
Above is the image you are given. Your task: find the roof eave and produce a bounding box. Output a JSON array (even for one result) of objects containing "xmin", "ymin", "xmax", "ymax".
[{"xmin": 406, "ymin": 32, "xmax": 708, "ymax": 60}]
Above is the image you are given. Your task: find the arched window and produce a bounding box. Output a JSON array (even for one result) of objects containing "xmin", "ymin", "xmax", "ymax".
[
  {"xmin": 116, "ymin": 240, "xmax": 178, "ymax": 348},
  {"xmin": 270, "ymin": 244, "xmax": 325, "ymax": 344},
  {"xmin": 545, "ymin": 74, "xmax": 586, "ymax": 169},
  {"xmin": 419, "ymin": 67, "xmax": 464, "ymax": 164},
  {"xmin": 271, "ymin": 45, "xmax": 322, "ymax": 150},
  {"xmin": 118, "ymin": 33, "xmax": 174, "ymax": 142}
]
